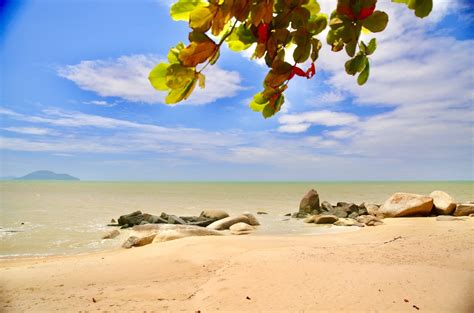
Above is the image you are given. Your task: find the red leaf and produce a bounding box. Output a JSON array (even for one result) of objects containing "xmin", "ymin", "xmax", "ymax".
[
  {"xmin": 337, "ymin": 5, "xmax": 355, "ymax": 20},
  {"xmin": 305, "ymin": 63, "xmax": 316, "ymax": 78},
  {"xmin": 358, "ymin": 5, "xmax": 375, "ymax": 20},
  {"xmin": 257, "ymin": 23, "xmax": 269, "ymax": 43}
]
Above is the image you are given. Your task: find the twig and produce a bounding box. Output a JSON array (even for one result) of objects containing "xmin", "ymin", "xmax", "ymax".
[{"xmin": 383, "ymin": 236, "xmax": 402, "ymax": 244}]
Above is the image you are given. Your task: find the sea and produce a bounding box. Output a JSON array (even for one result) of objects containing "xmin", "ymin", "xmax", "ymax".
[{"xmin": 1, "ymin": 181, "xmax": 472, "ymax": 258}]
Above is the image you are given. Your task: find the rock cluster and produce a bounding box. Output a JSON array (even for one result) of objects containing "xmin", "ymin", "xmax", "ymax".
[{"xmin": 113, "ymin": 210, "xmax": 259, "ymax": 249}]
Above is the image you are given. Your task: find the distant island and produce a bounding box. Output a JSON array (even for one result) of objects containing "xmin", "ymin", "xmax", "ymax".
[{"xmin": 16, "ymin": 170, "xmax": 80, "ymax": 181}]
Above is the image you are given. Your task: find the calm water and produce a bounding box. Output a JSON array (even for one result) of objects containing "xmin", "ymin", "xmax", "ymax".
[{"xmin": 1, "ymin": 181, "xmax": 472, "ymax": 257}]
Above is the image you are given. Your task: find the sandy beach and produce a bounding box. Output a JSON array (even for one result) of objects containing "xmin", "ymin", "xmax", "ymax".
[{"xmin": 1, "ymin": 217, "xmax": 473, "ymax": 312}]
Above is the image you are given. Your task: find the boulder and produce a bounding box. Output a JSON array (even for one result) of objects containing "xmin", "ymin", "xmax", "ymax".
[
  {"xmin": 199, "ymin": 210, "xmax": 229, "ymax": 220},
  {"xmin": 122, "ymin": 234, "xmax": 156, "ymax": 249},
  {"xmin": 102, "ymin": 229, "xmax": 120, "ymax": 239},
  {"xmin": 430, "ymin": 191, "xmax": 456, "ymax": 215},
  {"xmin": 453, "ymin": 203, "xmax": 474, "ymax": 216},
  {"xmin": 379, "ymin": 193, "xmax": 433, "ymax": 217},
  {"xmin": 242, "ymin": 213, "xmax": 260, "ymax": 226},
  {"xmin": 320, "ymin": 201, "xmax": 333, "ymax": 212},
  {"xmin": 207, "ymin": 215, "xmax": 250, "ymax": 230},
  {"xmin": 229, "ymin": 222, "xmax": 254, "ymax": 235},
  {"xmin": 118, "ymin": 211, "xmax": 144, "ymax": 226},
  {"xmin": 314, "ymin": 215, "xmax": 338, "ymax": 224},
  {"xmin": 299, "ymin": 189, "xmax": 320, "ymax": 215},
  {"xmin": 142, "ymin": 214, "xmax": 166, "ymax": 224},
  {"xmin": 333, "ymin": 218, "xmax": 364, "ymax": 227},
  {"xmin": 131, "ymin": 224, "xmax": 222, "ymax": 243},
  {"xmin": 331, "ymin": 207, "xmax": 349, "ymax": 218}
]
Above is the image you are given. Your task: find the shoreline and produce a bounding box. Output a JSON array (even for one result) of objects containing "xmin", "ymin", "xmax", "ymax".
[{"xmin": 1, "ymin": 217, "xmax": 473, "ymax": 312}]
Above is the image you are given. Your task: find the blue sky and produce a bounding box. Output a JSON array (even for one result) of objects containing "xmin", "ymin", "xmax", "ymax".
[{"xmin": 0, "ymin": 0, "xmax": 473, "ymax": 181}]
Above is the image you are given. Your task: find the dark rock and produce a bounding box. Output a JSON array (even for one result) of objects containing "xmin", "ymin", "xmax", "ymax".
[
  {"xmin": 314, "ymin": 215, "xmax": 339, "ymax": 224},
  {"xmin": 292, "ymin": 212, "xmax": 309, "ymax": 219},
  {"xmin": 320, "ymin": 201, "xmax": 333, "ymax": 212},
  {"xmin": 167, "ymin": 215, "xmax": 187, "ymax": 225},
  {"xmin": 284, "ymin": 213, "xmax": 291, "ymax": 217},
  {"xmin": 348, "ymin": 211, "xmax": 359, "ymax": 219},
  {"xmin": 118, "ymin": 211, "xmax": 144, "ymax": 226},
  {"xmin": 143, "ymin": 214, "xmax": 166, "ymax": 224},
  {"xmin": 358, "ymin": 206, "xmax": 368, "ymax": 216},
  {"xmin": 299, "ymin": 189, "xmax": 320, "ymax": 215},
  {"xmin": 110, "ymin": 218, "xmax": 116, "ymax": 223},
  {"xmin": 257, "ymin": 211, "xmax": 268, "ymax": 215},
  {"xmin": 331, "ymin": 207, "xmax": 349, "ymax": 218},
  {"xmin": 120, "ymin": 224, "xmax": 131, "ymax": 229},
  {"xmin": 107, "ymin": 223, "xmax": 120, "ymax": 227}
]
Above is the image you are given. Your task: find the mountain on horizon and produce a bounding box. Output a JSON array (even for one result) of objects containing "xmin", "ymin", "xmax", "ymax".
[{"xmin": 16, "ymin": 170, "xmax": 80, "ymax": 181}]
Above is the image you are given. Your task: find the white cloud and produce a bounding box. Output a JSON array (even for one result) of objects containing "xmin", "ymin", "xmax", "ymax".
[
  {"xmin": 278, "ymin": 123, "xmax": 311, "ymax": 133},
  {"xmin": 2, "ymin": 127, "xmax": 53, "ymax": 135},
  {"xmin": 84, "ymin": 100, "xmax": 115, "ymax": 107},
  {"xmin": 279, "ymin": 110, "xmax": 359, "ymax": 127},
  {"xmin": 58, "ymin": 55, "xmax": 244, "ymax": 105}
]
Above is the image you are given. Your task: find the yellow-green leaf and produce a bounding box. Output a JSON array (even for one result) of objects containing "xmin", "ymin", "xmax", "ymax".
[
  {"xmin": 170, "ymin": 0, "xmax": 207, "ymax": 21},
  {"xmin": 189, "ymin": 6, "xmax": 216, "ymax": 32},
  {"xmin": 165, "ymin": 63, "xmax": 195, "ymax": 89},
  {"xmin": 362, "ymin": 11, "xmax": 389, "ymax": 33},
  {"xmin": 148, "ymin": 63, "xmax": 170, "ymax": 91}
]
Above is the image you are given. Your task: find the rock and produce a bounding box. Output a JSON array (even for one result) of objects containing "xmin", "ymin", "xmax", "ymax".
[
  {"xmin": 142, "ymin": 214, "xmax": 166, "ymax": 224},
  {"xmin": 430, "ymin": 191, "xmax": 456, "ymax": 215},
  {"xmin": 199, "ymin": 210, "xmax": 229, "ymax": 220},
  {"xmin": 453, "ymin": 203, "xmax": 474, "ymax": 216},
  {"xmin": 102, "ymin": 229, "xmax": 120, "ymax": 239},
  {"xmin": 379, "ymin": 193, "xmax": 433, "ymax": 217},
  {"xmin": 357, "ymin": 205, "xmax": 368, "ymax": 216},
  {"xmin": 167, "ymin": 215, "xmax": 187, "ymax": 225},
  {"xmin": 436, "ymin": 216, "xmax": 462, "ymax": 221},
  {"xmin": 470, "ymin": 213, "xmax": 474, "ymax": 217},
  {"xmin": 284, "ymin": 213, "xmax": 291, "ymax": 217},
  {"xmin": 348, "ymin": 211, "xmax": 359, "ymax": 219},
  {"xmin": 360, "ymin": 203, "xmax": 382, "ymax": 217},
  {"xmin": 331, "ymin": 207, "xmax": 349, "ymax": 218},
  {"xmin": 333, "ymin": 218, "xmax": 359, "ymax": 227},
  {"xmin": 320, "ymin": 201, "xmax": 333, "ymax": 212},
  {"xmin": 229, "ymin": 222, "xmax": 253, "ymax": 235},
  {"xmin": 356, "ymin": 215, "xmax": 383, "ymax": 226},
  {"xmin": 207, "ymin": 215, "xmax": 250, "ymax": 230},
  {"xmin": 257, "ymin": 211, "xmax": 268, "ymax": 215},
  {"xmin": 122, "ymin": 234, "xmax": 156, "ymax": 249},
  {"xmin": 314, "ymin": 215, "xmax": 338, "ymax": 224},
  {"xmin": 181, "ymin": 216, "xmax": 217, "ymax": 227},
  {"xmin": 242, "ymin": 213, "xmax": 260, "ymax": 226},
  {"xmin": 118, "ymin": 211, "xmax": 144, "ymax": 226},
  {"xmin": 292, "ymin": 212, "xmax": 309, "ymax": 218},
  {"xmin": 304, "ymin": 215, "xmax": 316, "ymax": 223},
  {"xmin": 110, "ymin": 218, "xmax": 116, "ymax": 223},
  {"xmin": 131, "ymin": 224, "xmax": 223, "ymax": 242},
  {"xmin": 337, "ymin": 202, "xmax": 359, "ymax": 215},
  {"xmin": 299, "ymin": 189, "xmax": 320, "ymax": 215}
]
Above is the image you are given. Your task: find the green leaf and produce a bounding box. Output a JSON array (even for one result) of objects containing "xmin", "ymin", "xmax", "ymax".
[
  {"xmin": 413, "ymin": 0, "xmax": 433, "ymax": 18},
  {"xmin": 308, "ymin": 14, "xmax": 328, "ymax": 35},
  {"xmin": 165, "ymin": 78, "xmax": 197, "ymax": 104},
  {"xmin": 366, "ymin": 38, "xmax": 377, "ymax": 55},
  {"xmin": 167, "ymin": 42, "xmax": 185, "ymax": 64},
  {"xmin": 148, "ymin": 63, "xmax": 170, "ymax": 91},
  {"xmin": 310, "ymin": 38, "xmax": 322, "ymax": 61},
  {"xmin": 170, "ymin": 0, "xmax": 207, "ymax": 21},
  {"xmin": 226, "ymin": 25, "xmax": 256, "ymax": 52},
  {"xmin": 345, "ymin": 40, "xmax": 357, "ymax": 57},
  {"xmin": 290, "ymin": 7, "xmax": 310, "ymax": 29},
  {"xmin": 357, "ymin": 59, "xmax": 370, "ymax": 85},
  {"xmin": 362, "ymin": 11, "xmax": 389, "ymax": 33},
  {"xmin": 165, "ymin": 63, "xmax": 195, "ymax": 89},
  {"xmin": 303, "ymin": 0, "xmax": 321, "ymax": 17},
  {"xmin": 189, "ymin": 6, "xmax": 215, "ymax": 32}
]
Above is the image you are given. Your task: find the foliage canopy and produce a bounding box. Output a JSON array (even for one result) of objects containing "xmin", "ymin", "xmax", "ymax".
[{"xmin": 149, "ymin": 0, "xmax": 432, "ymax": 118}]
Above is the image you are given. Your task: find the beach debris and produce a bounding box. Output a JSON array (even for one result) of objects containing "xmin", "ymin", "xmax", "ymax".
[
  {"xmin": 430, "ymin": 191, "xmax": 456, "ymax": 215},
  {"xmin": 257, "ymin": 211, "xmax": 268, "ymax": 215},
  {"xmin": 229, "ymin": 222, "xmax": 254, "ymax": 235},
  {"xmin": 404, "ymin": 299, "xmax": 409, "ymax": 302},
  {"xmin": 383, "ymin": 236, "xmax": 402, "ymax": 244},
  {"xmin": 413, "ymin": 305, "xmax": 420, "ymax": 310},
  {"xmin": 378, "ymin": 193, "xmax": 433, "ymax": 217},
  {"xmin": 453, "ymin": 203, "xmax": 474, "ymax": 216},
  {"xmin": 284, "ymin": 213, "xmax": 291, "ymax": 217},
  {"xmin": 110, "ymin": 218, "xmax": 116, "ymax": 223},
  {"xmin": 207, "ymin": 215, "xmax": 251, "ymax": 230},
  {"xmin": 102, "ymin": 229, "xmax": 120, "ymax": 239},
  {"xmin": 200, "ymin": 209, "xmax": 229, "ymax": 220},
  {"xmin": 92, "ymin": 297, "xmax": 96, "ymax": 303},
  {"xmin": 246, "ymin": 296, "xmax": 251, "ymax": 300}
]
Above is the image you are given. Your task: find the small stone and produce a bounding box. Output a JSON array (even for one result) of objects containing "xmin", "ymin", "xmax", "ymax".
[
  {"xmin": 256, "ymin": 211, "xmax": 268, "ymax": 215},
  {"xmin": 314, "ymin": 215, "xmax": 338, "ymax": 224},
  {"xmin": 229, "ymin": 222, "xmax": 254, "ymax": 235},
  {"xmin": 303, "ymin": 215, "xmax": 316, "ymax": 223}
]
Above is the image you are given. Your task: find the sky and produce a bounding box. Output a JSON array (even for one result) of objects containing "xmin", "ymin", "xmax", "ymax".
[{"xmin": 0, "ymin": 0, "xmax": 473, "ymax": 181}]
